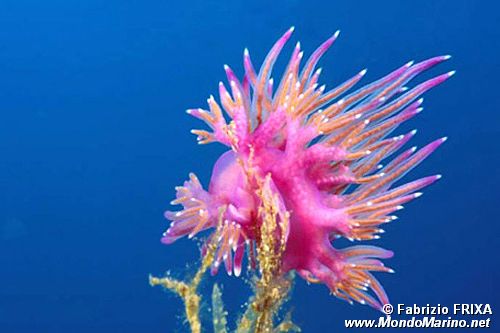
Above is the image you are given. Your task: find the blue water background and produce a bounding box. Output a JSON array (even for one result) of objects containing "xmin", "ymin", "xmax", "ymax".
[{"xmin": 1, "ymin": 0, "xmax": 498, "ymax": 332}]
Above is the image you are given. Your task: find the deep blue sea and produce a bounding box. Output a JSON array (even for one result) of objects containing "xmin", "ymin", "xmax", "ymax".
[{"xmin": 1, "ymin": 1, "xmax": 498, "ymax": 332}]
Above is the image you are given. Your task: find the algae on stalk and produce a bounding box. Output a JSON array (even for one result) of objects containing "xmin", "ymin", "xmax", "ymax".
[
  {"xmin": 212, "ymin": 284, "xmax": 228, "ymax": 333},
  {"xmin": 150, "ymin": 175, "xmax": 300, "ymax": 332}
]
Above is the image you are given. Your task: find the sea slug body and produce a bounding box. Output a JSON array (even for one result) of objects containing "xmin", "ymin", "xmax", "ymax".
[{"xmin": 161, "ymin": 27, "xmax": 451, "ymax": 310}]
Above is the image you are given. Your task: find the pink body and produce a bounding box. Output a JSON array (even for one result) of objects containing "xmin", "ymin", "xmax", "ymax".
[{"xmin": 162, "ymin": 28, "xmax": 452, "ymax": 310}]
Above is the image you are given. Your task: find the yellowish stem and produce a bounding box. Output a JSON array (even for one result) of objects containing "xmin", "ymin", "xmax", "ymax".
[{"xmin": 149, "ymin": 209, "xmax": 224, "ymax": 333}]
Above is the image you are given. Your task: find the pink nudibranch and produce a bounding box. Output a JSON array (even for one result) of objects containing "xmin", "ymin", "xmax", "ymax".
[{"xmin": 162, "ymin": 27, "xmax": 452, "ymax": 310}]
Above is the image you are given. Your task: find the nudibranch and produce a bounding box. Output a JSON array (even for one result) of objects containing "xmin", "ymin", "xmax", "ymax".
[{"xmin": 161, "ymin": 27, "xmax": 452, "ymax": 310}]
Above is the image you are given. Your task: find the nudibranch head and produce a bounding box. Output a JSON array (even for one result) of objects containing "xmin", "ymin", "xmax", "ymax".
[{"xmin": 162, "ymin": 27, "xmax": 451, "ymax": 310}]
